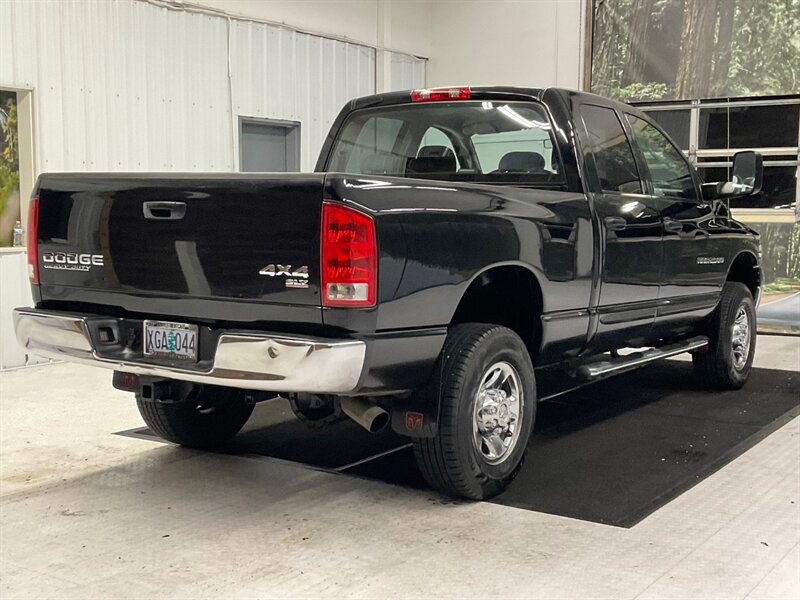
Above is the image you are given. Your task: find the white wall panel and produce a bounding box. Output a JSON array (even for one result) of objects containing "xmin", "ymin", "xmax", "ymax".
[
  {"xmin": 390, "ymin": 54, "xmax": 426, "ymax": 91},
  {"xmin": 0, "ymin": 251, "xmax": 48, "ymax": 369},
  {"xmin": 427, "ymin": 0, "xmax": 583, "ymax": 89}
]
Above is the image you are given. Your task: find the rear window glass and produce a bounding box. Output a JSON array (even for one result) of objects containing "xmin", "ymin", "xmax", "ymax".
[{"xmin": 326, "ymin": 101, "xmax": 564, "ymax": 186}]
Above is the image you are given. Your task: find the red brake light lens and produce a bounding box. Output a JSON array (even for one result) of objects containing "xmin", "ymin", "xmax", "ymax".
[
  {"xmin": 27, "ymin": 197, "xmax": 39, "ymax": 284},
  {"xmin": 321, "ymin": 202, "xmax": 377, "ymax": 307},
  {"xmin": 410, "ymin": 87, "xmax": 470, "ymax": 102}
]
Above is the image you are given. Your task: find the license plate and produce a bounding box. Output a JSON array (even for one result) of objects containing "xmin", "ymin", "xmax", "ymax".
[{"xmin": 143, "ymin": 320, "xmax": 198, "ymax": 361}]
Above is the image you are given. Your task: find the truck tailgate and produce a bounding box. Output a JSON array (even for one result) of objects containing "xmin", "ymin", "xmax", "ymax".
[{"xmin": 34, "ymin": 174, "xmax": 325, "ymax": 322}]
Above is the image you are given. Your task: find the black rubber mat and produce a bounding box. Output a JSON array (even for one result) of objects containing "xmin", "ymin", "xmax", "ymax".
[{"xmin": 119, "ymin": 361, "xmax": 800, "ymax": 528}]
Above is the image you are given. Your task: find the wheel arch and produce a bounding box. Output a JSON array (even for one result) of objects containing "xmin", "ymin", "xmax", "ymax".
[
  {"xmin": 448, "ymin": 262, "xmax": 544, "ymax": 359},
  {"xmin": 391, "ymin": 262, "xmax": 545, "ymax": 441},
  {"xmin": 726, "ymin": 250, "xmax": 761, "ymax": 300}
]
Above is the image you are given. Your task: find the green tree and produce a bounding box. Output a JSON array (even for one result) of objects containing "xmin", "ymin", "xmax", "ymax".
[
  {"xmin": 728, "ymin": 0, "xmax": 800, "ymax": 96},
  {"xmin": 592, "ymin": 0, "xmax": 800, "ymax": 100},
  {"xmin": 675, "ymin": 0, "xmax": 719, "ymax": 98},
  {"xmin": 591, "ymin": 0, "xmax": 631, "ymax": 97}
]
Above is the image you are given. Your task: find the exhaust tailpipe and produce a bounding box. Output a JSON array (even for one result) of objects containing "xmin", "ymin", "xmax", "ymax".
[{"xmin": 340, "ymin": 397, "xmax": 389, "ymax": 433}]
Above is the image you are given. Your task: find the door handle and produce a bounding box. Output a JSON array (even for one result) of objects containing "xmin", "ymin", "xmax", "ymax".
[
  {"xmin": 604, "ymin": 216, "xmax": 627, "ymax": 231},
  {"xmin": 664, "ymin": 218, "xmax": 684, "ymax": 233},
  {"xmin": 143, "ymin": 201, "xmax": 187, "ymax": 220}
]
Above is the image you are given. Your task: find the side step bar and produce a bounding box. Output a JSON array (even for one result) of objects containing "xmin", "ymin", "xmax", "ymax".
[{"xmin": 575, "ymin": 336, "xmax": 709, "ymax": 380}]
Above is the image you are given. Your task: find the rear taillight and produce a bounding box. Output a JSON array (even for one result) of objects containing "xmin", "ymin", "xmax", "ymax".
[
  {"xmin": 321, "ymin": 202, "xmax": 377, "ymax": 307},
  {"xmin": 410, "ymin": 87, "xmax": 470, "ymax": 102},
  {"xmin": 26, "ymin": 197, "xmax": 39, "ymax": 284}
]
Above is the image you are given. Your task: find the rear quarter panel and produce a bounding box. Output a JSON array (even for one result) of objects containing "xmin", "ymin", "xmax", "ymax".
[{"xmin": 322, "ymin": 175, "xmax": 595, "ymax": 367}]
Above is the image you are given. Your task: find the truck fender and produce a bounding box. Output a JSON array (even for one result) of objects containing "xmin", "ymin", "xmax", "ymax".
[{"xmin": 389, "ymin": 262, "xmax": 544, "ymax": 439}]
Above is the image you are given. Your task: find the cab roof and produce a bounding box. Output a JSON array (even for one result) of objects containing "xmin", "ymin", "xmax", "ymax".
[{"xmin": 345, "ymin": 86, "xmax": 647, "ymax": 119}]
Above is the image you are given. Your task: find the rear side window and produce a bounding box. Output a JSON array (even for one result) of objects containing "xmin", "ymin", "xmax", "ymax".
[
  {"xmin": 580, "ymin": 105, "xmax": 642, "ymax": 194},
  {"xmin": 326, "ymin": 101, "xmax": 564, "ymax": 186}
]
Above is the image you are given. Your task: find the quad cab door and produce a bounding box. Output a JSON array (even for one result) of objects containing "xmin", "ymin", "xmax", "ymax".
[
  {"xmin": 622, "ymin": 114, "xmax": 724, "ymax": 338},
  {"xmin": 576, "ymin": 103, "xmax": 663, "ymax": 349}
]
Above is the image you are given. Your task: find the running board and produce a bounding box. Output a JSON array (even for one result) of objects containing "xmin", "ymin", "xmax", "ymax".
[{"xmin": 575, "ymin": 336, "xmax": 709, "ymax": 380}]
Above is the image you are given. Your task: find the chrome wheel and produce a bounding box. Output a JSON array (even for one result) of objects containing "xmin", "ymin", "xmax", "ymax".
[
  {"xmin": 473, "ymin": 361, "xmax": 523, "ymax": 465},
  {"xmin": 731, "ymin": 305, "xmax": 751, "ymax": 370}
]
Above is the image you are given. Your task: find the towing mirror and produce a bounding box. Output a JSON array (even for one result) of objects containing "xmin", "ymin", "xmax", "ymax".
[
  {"xmin": 731, "ymin": 151, "xmax": 763, "ymax": 195},
  {"xmin": 701, "ymin": 150, "xmax": 763, "ymax": 200}
]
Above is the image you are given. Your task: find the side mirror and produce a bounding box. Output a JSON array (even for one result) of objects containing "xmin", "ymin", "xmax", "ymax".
[
  {"xmin": 701, "ymin": 150, "xmax": 763, "ymax": 200},
  {"xmin": 731, "ymin": 150, "xmax": 763, "ymax": 195}
]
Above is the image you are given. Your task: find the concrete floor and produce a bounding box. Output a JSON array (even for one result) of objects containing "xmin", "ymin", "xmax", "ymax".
[{"xmin": 1, "ymin": 336, "xmax": 798, "ymax": 599}]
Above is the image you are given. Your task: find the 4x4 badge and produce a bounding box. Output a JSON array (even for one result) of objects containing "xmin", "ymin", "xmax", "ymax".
[
  {"xmin": 259, "ymin": 264, "xmax": 309, "ymax": 289},
  {"xmin": 259, "ymin": 264, "xmax": 309, "ymax": 278}
]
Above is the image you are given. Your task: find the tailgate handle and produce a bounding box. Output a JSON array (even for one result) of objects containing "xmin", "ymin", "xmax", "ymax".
[{"xmin": 143, "ymin": 201, "xmax": 187, "ymax": 220}]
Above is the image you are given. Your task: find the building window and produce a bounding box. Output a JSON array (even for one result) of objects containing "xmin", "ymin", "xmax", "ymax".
[
  {"xmin": 0, "ymin": 90, "xmax": 20, "ymax": 247},
  {"xmin": 0, "ymin": 87, "xmax": 35, "ymax": 250},
  {"xmin": 698, "ymin": 104, "xmax": 799, "ymax": 150},
  {"xmin": 239, "ymin": 118, "xmax": 301, "ymax": 173},
  {"xmin": 635, "ymin": 97, "xmax": 800, "ymax": 212}
]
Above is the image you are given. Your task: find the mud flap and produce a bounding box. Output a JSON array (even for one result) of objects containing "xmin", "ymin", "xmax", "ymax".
[{"xmin": 389, "ymin": 396, "xmax": 439, "ymax": 438}]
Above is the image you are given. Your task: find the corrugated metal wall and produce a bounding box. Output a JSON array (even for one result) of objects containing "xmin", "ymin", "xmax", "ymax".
[
  {"xmin": 0, "ymin": 0, "xmax": 410, "ymax": 173},
  {"xmin": 0, "ymin": 0, "xmax": 425, "ymax": 369},
  {"xmin": 230, "ymin": 20, "xmax": 376, "ymax": 170},
  {"xmin": 391, "ymin": 54, "xmax": 427, "ymax": 93}
]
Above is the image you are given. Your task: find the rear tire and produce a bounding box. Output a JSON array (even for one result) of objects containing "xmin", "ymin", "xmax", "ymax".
[
  {"xmin": 693, "ymin": 281, "xmax": 757, "ymax": 390},
  {"xmin": 412, "ymin": 323, "xmax": 536, "ymax": 500},
  {"xmin": 136, "ymin": 386, "xmax": 254, "ymax": 450}
]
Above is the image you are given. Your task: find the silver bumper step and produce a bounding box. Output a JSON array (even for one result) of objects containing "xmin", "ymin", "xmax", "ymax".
[{"xmin": 575, "ymin": 336, "xmax": 710, "ymax": 380}]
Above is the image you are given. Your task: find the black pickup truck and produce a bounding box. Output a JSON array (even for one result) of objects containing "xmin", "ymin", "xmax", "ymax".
[{"xmin": 15, "ymin": 86, "xmax": 763, "ymax": 500}]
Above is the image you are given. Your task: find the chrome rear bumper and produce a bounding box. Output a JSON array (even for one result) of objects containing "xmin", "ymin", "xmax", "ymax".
[{"xmin": 13, "ymin": 308, "xmax": 366, "ymax": 394}]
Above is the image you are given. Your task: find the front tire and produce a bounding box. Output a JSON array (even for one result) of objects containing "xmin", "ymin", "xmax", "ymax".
[
  {"xmin": 412, "ymin": 324, "xmax": 536, "ymax": 500},
  {"xmin": 693, "ymin": 281, "xmax": 757, "ymax": 390},
  {"xmin": 136, "ymin": 385, "xmax": 254, "ymax": 450}
]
